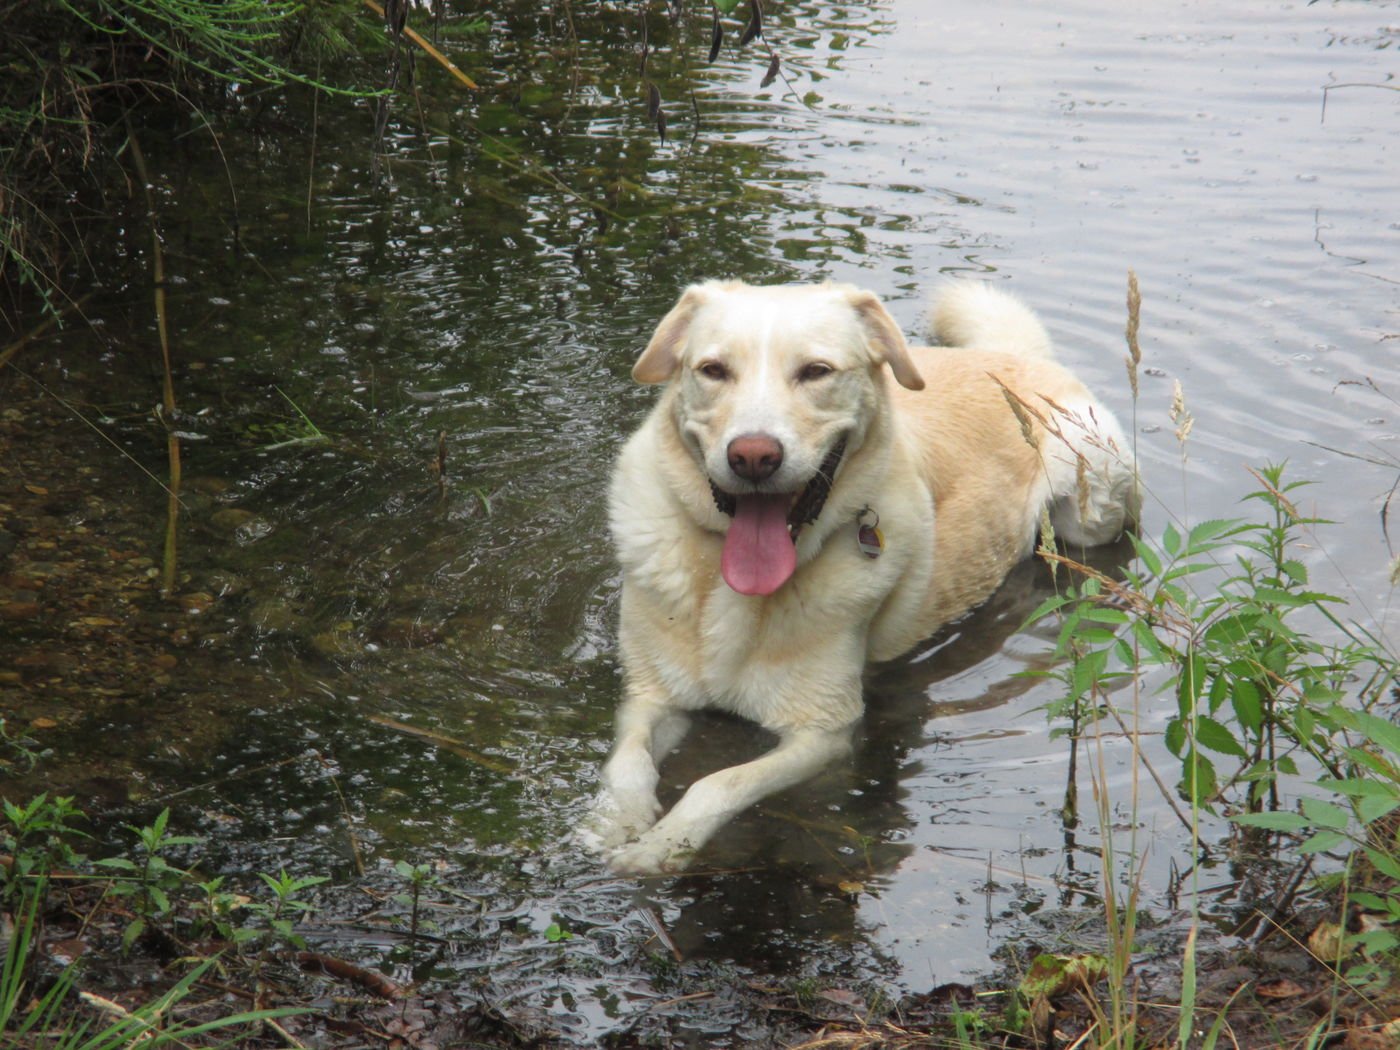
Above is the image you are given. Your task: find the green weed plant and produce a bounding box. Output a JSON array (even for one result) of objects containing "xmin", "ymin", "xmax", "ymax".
[
  {"xmin": 0, "ymin": 797, "xmax": 340, "ymax": 1044},
  {"xmin": 1032, "ymin": 461, "xmax": 1400, "ymax": 1034},
  {"xmin": 1, "ymin": 881, "xmax": 299, "ymax": 1048},
  {"xmin": 1, "ymin": 792, "xmax": 86, "ymax": 908}
]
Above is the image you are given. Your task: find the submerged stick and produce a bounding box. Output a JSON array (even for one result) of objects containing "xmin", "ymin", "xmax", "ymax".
[
  {"xmin": 317, "ymin": 751, "xmax": 366, "ymax": 877},
  {"xmin": 435, "ymin": 429, "xmax": 447, "ymax": 502},
  {"xmin": 125, "ymin": 127, "xmax": 182, "ymax": 596},
  {"xmin": 361, "ymin": 0, "xmax": 478, "ymax": 90},
  {"xmin": 367, "ymin": 714, "xmax": 520, "ymax": 777}
]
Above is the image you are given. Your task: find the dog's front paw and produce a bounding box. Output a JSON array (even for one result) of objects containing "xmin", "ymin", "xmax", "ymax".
[
  {"xmin": 606, "ymin": 835, "xmax": 697, "ymax": 877},
  {"xmin": 575, "ymin": 788, "xmax": 662, "ymax": 854}
]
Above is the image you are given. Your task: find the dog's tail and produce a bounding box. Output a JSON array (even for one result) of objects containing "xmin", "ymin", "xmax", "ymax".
[{"xmin": 928, "ymin": 281, "xmax": 1054, "ymax": 358}]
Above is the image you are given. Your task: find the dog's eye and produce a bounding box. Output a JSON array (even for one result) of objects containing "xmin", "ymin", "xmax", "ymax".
[
  {"xmin": 698, "ymin": 361, "xmax": 729, "ymax": 381},
  {"xmin": 798, "ymin": 362, "xmax": 834, "ymax": 382}
]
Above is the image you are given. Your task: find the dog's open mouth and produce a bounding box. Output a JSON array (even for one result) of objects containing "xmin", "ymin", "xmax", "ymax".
[{"xmin": 710, "ymin": 438, "xmax": 847, "ymax": 596}]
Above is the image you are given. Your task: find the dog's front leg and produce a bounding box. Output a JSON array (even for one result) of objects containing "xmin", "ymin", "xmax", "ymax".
[
  {"xmin": 607, "ymin": 725, "xmax": 852, "ymax": 875},
  {"xmin": 581, "ymin": 692, "xmax": 691, "ymax": 851}
]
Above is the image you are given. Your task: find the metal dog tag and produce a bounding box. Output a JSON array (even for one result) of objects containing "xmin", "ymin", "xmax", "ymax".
[{"xmin": 857, "ymin": 523, "xmax": 883, "ymax": 559}]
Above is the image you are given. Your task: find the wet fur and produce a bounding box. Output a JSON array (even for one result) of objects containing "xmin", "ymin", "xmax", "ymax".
[{"xmin": 588, "ymin": 280, "xmax": 1139, "ymax": 874}]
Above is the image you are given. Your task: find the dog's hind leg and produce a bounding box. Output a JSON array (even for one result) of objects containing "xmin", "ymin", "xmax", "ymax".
[
  {"xmin": 606, "ymin": 724, "xmax": 853, "ymax": 875},
  {"xmin": 1044, "ymin": 400, "xmax": 1141, "ymax": 547}
]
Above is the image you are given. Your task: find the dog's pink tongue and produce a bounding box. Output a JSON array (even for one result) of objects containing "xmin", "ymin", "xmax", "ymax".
[{"xmin": 721, "ymin": 493, "xmax": 796, "ymax": 596}]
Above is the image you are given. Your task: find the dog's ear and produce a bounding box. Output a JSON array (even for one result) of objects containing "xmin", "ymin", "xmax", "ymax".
[
  {"xmin": 633, "ymin": 285, "xmax": 709, "ymax": 384},
  {"xmin": 846, "ymin": 289, "xmax": 925, "ymax": 391}
]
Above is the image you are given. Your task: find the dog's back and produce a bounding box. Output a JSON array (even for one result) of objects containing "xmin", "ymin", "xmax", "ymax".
[{"xmin": 875, "ymin": 282, "xmax": 1139, "ymax": 652}]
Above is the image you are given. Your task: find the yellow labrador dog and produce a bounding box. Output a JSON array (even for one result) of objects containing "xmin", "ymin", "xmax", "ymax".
[{"xmin": 592, "ymin": 280, "xmax": 1138, "ymax": 874}]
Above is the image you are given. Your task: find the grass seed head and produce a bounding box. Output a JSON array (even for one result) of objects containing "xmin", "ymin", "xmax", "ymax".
[{"xmin": 1125, "ymin": 270, "xmax": 1142, "ymax": 400}]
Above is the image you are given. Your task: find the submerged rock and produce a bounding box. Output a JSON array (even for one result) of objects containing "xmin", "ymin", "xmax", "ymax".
[
  {"xmin": 309, "ymin": 624, "xmax": 366, "ymax": 660},
  {"xmin": 248, "ymin": 597, "xmax": 300, "ymax": 633}
]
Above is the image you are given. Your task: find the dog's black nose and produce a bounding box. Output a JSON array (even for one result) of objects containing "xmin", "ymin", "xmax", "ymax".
[{"xmin": 727, "ymin": 434, "xmax": 784, "ymax": 482}]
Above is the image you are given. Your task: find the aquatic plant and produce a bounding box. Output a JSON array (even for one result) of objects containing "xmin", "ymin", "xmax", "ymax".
[
  {"xmin": 0, "ymin": 792, "xmax": 86, "ymax": 908},
  {"xmin": 0, "ymin": 0, "xmax": 373, "ymax": 318},
  {"xmin": 1014, "ymin": 273, "xmax": 1400, "ymax": 1047},
  {"xmin": 391, "ymin": 858, "xmax": 443, "ymax": 955},
  {"xmin": 94, "ymin": 807, "xmax": 202, "ymax": 949},
  {"xmin": 1, "ymin": 882, "xmax": 300, "ymax": 1048}
]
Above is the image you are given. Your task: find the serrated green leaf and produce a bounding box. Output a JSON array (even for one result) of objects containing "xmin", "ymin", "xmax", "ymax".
[
  {"xmin": 1315, "ymin": 777, "xmax": 1392, "ymax": 799},
  {"xmin": 1177, "ymin": 650, "xmax": 1207, "ymax": 715},
  {"xmin": 1358, "ymin": 796, "xmax": 1400, "ymax": 826},
  {"xmin": 1252, "ymin": 586, "xmax": 1310, "ymax": 608},
  {"xmin": 1363, "ymin": 848, "xmax": 1400, "ymax": 881},
  {"xmin": 122, "ymin": 918, "xmax": 146, "ymax": 950},
  {"xmin": 1300, "ymin": 797, "xmax": 1351, "ymax": 831},
  {"xmin": 1070, "ymin": 646, "xmax": 1109, "ymax": 697},
  {"xmin": 95, "ymin": 857, "xmax": 140, "ymax": 871},
  {"xmin": 1165, "ymin": 718, "xmax": 1186, "ymax": 758},
  {"xmin": 1130, "ymin": 537, "xmax": 1163, "ymax": 579},
  {"xmin": 1194, "ymin": 715, "xmax": 1247, "ymax": 758},
  {"xmin": 1253, "ymin": 611, "xmax": 1297, "ymax": 639},
  {"xmin": 1341, "ymin": 747, "xmax": 1397, "ymax": 781},
  {"xmin": 1206, "ymin": 675, "xmax": 1229, "ymax": 715},
  {"xmin": 1164, "ymin": 523, "xmax": 1184, "ymax": 558},
  {"xmin": 1354, "ymin": 930, "xmax": 1400, "ymax": 959},
  {"xmin": 1025, "ymin": 592, "xmax": 1075, "ymax": 627},
  {"xmin": 1203, "ymin": 612, "xmax": 1259, "ymax": 648},
  {"xmin": 1130, "ymin": 617, "xmax": 1169, "ymax": 662},
  {"xmin": 1349, "ymin": 891, "xmax": 1394, "ymax": 913},
  {"xmin": 1229, "ymin": 679, "xmax": 1263, "ymax": 733},
  {"xmin": 1161, "ymin": 560, "xmax": 1219, "ymax": 582},
  {"xmin": 1076, "ymin": 626, "xmax": 1121, "ymax": 646},
  {"xmin": 1350, "ymin": 711, "xmax": 1400, "ymax": 758},
  {"xmin": 1298, "ymin": 829, "xmax": 1349, "ymax": 854},
  {"xmin": 1231, "ymin": 810, "xmax": 1309, "ymax": 832},
  {"xmin": 1186, "ymin": 517, "xmax": 1243, "ymax": 550},
  {"xmin": 1082, "ymin": 607, "xmax": 1129, "ymax": 625},
  {"xmin": 1161, "ymin": 582, "xmax": 1189, "ymax": 606},
  {"xmin": 1179, "ymin": 749, "xmax": 1217, "ymax": 807}
]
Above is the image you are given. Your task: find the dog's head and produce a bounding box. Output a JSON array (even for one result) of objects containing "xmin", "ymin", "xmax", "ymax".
[{"xmin": 632, "ymin": 281, "xmax": 924, "ymax": 596}]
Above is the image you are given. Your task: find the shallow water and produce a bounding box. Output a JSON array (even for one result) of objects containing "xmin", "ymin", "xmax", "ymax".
[{"xmin": 4, "ymin": 0, "xmax": 1398, "ymax": 1039}]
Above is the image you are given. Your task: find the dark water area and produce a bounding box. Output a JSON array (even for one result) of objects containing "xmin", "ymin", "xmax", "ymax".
[{"xmin": 2, "ymin": 0, "xmax": 1398, "ymax": 1041}]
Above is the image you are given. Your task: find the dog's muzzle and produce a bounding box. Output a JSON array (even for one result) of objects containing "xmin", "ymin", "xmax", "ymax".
[{"xmin": 710, "ymin": 437, "xmax": 847, "ymax": 542}]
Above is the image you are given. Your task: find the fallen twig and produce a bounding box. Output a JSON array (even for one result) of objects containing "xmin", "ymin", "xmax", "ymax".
[{"xmin": 289, "ymin": 950, "xmax": 406, "ymax": 1000}]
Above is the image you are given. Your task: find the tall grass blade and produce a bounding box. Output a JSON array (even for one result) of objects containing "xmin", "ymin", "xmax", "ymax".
[{"xmin": 1177, "ymin": 923, "xmax": 1197, "ymax": 1049}]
